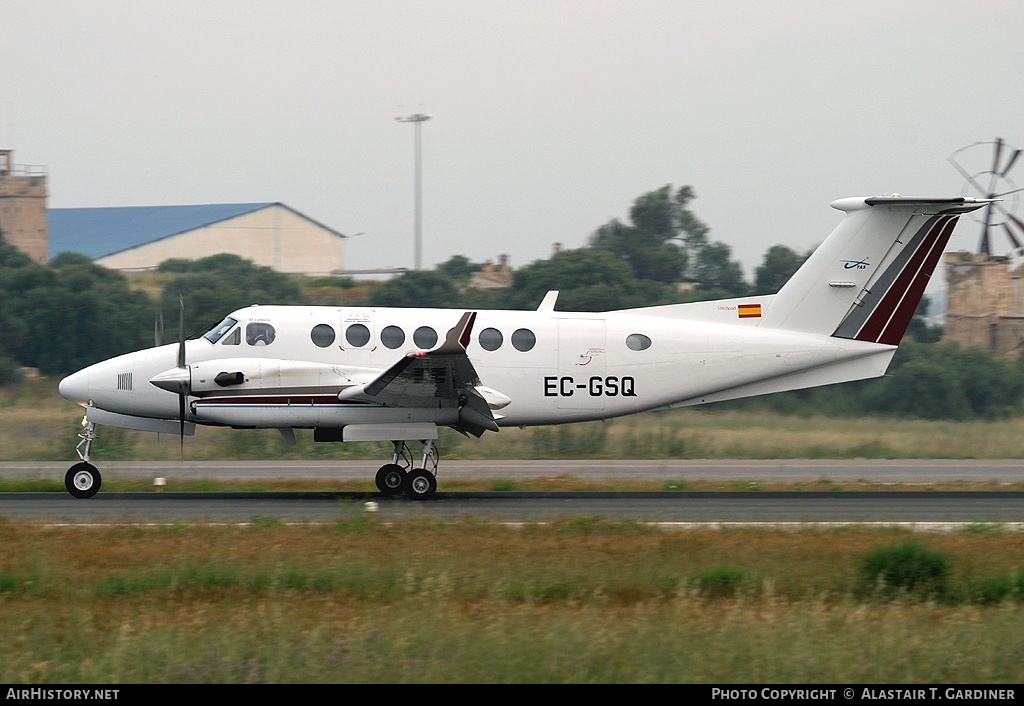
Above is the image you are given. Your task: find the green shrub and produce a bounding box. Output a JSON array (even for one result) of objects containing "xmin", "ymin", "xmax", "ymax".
[
  {"xmin": 975, "ymin": 574, "xmax": 1015, "ymax": 605},
  {"xmin": 858, "ymin": 542, "xmax": 951, "ymax": 601},
  {"xmin": 692, "ymin": 565, "xmax": 748, "ymax": 598}
]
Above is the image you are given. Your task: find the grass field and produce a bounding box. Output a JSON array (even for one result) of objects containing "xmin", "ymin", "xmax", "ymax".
[{"xmin": 2, "ymin": 521, "xmax": 1024, "ymax": 683}]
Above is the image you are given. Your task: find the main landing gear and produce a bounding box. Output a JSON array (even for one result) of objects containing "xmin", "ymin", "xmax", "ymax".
[
  {"xmin": 375, "ymin": 440, "xmax": 439, "ymax": 500},
  {"xmin": 66, "ymin": 418, "xmax": 102, "ymax": 499}
]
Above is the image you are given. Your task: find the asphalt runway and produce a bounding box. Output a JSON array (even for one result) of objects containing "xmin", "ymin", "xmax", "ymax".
[
  {"xmin": 5, "ymin": 458, "xmax": 1024, "ymax": 482},
  {"xmin": 2, "ymin": 460, "xmax": 1024, "ymax": 524}
]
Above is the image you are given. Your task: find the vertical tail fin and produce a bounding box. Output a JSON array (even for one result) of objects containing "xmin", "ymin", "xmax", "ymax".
[{"xmin": 760, "ymin": 197, "xmax": 989, "ymax": 342}]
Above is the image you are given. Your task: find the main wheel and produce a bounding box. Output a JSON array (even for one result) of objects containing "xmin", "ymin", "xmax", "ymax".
[
  {"xmin": 65, "ymin": 462, "xmax": 102, "ymax": 499},
  {"xmin": 404, "ymin": 468, "xmax": 437, "ymax": 500},
  {"xmin": 375, "ymin": 463, "xmax": 406, "ymax": 497}
]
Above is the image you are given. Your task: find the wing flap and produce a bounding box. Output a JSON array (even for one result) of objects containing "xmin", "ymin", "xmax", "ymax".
[{"xmin": 345, "ymin": 312, "xmax": 500, "ymax": 436}]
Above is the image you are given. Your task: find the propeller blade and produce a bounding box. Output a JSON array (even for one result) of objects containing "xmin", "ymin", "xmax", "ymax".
[
  {"xmin": 1000, "ymin": 148, "xmax": 1022, "ymax": 178},
  {"xmin": 179, "ymin": 389, "xmax": 186, "ymax": 459},
  {"xmin": 154, "ymin": 314, "xmax": 163, "ymax": 347},
  {"xmin": 176, "ymin": 294, "xmax": 187, "ymax": 460},
  {"xmin": 177, "ymin": 295, "xmax": 186, "ymax": 370}
]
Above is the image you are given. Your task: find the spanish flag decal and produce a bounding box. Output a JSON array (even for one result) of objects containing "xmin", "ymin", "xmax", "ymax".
[{"xmin": 738, "ymin": 303, "xmax": 762, "ymax": 319}]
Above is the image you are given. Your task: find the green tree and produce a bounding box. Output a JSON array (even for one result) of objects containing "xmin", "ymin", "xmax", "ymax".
[
  {"xmin": 0, "ymin": 249, "xmax": 156, "ymax": 374},
  {"xmin": 589, "ymin": 185, "xmax": 709, "ymax": 284},
  {"xmin": 905, "ymin": 296, "xmax": 943, "ymax": 343},
  {"xmin": 157, "ymin": 254, "xmax": 306, "ymax": 333},
  {"xmin": 753, "ymin": 245, "xmax": 808, "ymax": 295},
  {"xmin": 368, "ymin": 270, "xmax": 464, "ymax": 308},
  {"xmin": 499, "ymin": 248, "xmax": 679, "ymax": 311},
  {"xmin": 436, "ymin": 255, "xmax": 482, "ymax": 282},
  {"xmin": 0, "ymin": 233, "xmax": 29, "ymax": 383},
  {"xmin": 691, "ymin": 241, "xmax": 748, "ymax": 298}
]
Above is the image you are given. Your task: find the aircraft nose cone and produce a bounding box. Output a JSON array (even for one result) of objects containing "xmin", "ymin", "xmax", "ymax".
[{"xmin": 58, "ymin": 369, "xmax": 90, "ymax": 405}]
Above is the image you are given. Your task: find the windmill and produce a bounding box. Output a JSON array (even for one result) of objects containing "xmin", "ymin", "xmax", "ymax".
[{"xmin": 948, "ymin": 138, "xmax": 1024, "ymax": 257}]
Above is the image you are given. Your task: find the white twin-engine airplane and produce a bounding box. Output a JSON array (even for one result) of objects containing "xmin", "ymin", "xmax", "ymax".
[{"xmin": 58, "ymin": 195, "xmax": 988, "ymax": 499}]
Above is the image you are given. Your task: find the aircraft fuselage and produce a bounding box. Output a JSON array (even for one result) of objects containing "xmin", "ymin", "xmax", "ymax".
[{"xmin": 59, "ymin": 303, "xmax": 893, "ymax": 431}]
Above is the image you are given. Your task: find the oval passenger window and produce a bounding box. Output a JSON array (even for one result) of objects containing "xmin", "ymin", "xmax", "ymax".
[{"xmin": 626, "ymin": 333, "xmax": 652, "ymax": 351}]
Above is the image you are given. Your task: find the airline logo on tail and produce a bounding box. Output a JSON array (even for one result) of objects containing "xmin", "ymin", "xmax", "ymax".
[
  {"xmin": 832, "ymin": 214, "xmax": 959, "ymax": 345},
  {"xmin": 841, "ymin": 257, "xmax": 871, "ymax": 270}
]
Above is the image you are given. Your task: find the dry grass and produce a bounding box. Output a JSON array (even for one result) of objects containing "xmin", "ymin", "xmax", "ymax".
[{"xmin": 2, "ymin": 522, "xmax": 1024, "ymax": 682}]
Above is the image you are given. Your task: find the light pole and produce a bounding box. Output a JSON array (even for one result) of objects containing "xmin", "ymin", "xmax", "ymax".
[{"xmin": 395, "ymin": 111, "xmax": 432, "ymax": 270}]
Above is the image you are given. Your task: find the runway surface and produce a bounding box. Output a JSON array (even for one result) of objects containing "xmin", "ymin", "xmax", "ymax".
[
  {"xmin": 2, "ymin": 460, "xmax": 1024, "ymax": 524},
  {"xmin": 5, "ymin": 458, "xmax": 1024, "ymax": 482}
]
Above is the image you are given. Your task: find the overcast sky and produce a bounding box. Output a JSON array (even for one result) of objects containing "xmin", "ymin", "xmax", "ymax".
[{"xmin": 3, "ymin": 0, "xmax": 1023, "ymax": 286}]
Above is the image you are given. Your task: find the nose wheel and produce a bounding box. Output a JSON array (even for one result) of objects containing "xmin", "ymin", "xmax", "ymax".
[
  {"xmin": 66, "ymin": 416, "xmax": 101, "ymax": 498},
  {"xmin": 65, "ymin": 462, "xmax": 102, "ymax": 499}
]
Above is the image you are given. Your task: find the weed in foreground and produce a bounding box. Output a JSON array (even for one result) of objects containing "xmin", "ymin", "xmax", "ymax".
[
  {"xmin": 857, "ymin": 541, "xmax": 951, "ymax": 602},
  {"xmin": 691, "ymin": 565, "xmax": 749, "ymax": 598}
]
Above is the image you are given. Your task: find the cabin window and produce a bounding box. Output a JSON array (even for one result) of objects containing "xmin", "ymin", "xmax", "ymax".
[
  {"xmin": 222, "ymin": 327, "xmax": 241, "ymax": 345},
  {"xmin": 381, "ymin": 325, "xmax": 405, "ymax": 349},
  {"xmin": 413, "ymin": 326, "xmax": 438, "ymax": 349},
  {"xmin": 310, "ymin": 324, "xmax": 336, "ymax": 348},
  {"xmin": 345, "ymin": 323, "xmax": 371, "ymax": 347},
  {"xmin": 246, "ymin": 322, "xmax": 276, "ymax": 346},
  {"xmin": 478, "ymin": 327, "xmax": 503, "ymax": 351},
  {"xmin": 204, "ymin": 317, "xmax": 238, "ymax": 344},
  {"xmin": 511, "ymin": 328, "xmax": 536, "ymax": 352},
  {"xmin": 626, "ymin": 333, "xmax": 652, "ymax": 351}
]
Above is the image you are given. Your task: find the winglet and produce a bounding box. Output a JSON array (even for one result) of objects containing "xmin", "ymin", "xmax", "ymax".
[
  {"xmin": 435, "ymin": 312, "xmax": 477, "ymax": 354},
  {"xmin": 537, "ymin": 291, "xmax": 559, "ymax": 312}
]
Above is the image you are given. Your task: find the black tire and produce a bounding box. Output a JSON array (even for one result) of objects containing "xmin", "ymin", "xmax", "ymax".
[
  {"xmin": 375, "ymin": 463, "xmax": 406, "ymax": 497},
  {"xmin": 65, "ymin": 462, "xmax": 101, "ymax": 499},
  {"xmin": 404, "ymin": 468, "xmax": 437, "ymax": 500}
]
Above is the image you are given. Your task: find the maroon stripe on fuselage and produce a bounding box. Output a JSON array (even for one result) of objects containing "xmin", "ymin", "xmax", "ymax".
[
  {"xmin": 854, "ymin": 215, "xmax": 955, "ymax": 343},
  {"xmin": 194, "ymin": 395, "xmax": 345, "ymax": 406}
]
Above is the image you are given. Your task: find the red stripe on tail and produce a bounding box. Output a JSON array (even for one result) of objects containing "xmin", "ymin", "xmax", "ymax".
[{"xmin": 854, "ymin": 216, "xmax": 957, "ymax": 344}]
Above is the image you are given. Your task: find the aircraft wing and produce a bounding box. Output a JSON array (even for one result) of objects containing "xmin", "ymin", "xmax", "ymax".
[{"xmin": 339, "ymin": 312, "xmax": 500, "ymax": 437}]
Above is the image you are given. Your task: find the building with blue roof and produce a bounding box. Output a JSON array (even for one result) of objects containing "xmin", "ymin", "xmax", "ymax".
[{"xmin": 49, "ymin": 202, "xmax": 346, "ymax": 274}]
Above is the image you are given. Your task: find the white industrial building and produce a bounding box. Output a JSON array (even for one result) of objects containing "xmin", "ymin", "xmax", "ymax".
[{"xmin": 49, "ymin": 202, "xmax": 347, "ymax": 274}]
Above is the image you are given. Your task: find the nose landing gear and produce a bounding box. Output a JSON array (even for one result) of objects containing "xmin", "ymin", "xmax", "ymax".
[{"xmin": 66, "ymin": 418, "xmax": 101, "ymax": 499}]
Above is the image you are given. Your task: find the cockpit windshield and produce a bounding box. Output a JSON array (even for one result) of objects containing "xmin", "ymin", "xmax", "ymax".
[{"xmin": 204, "ymin": 317, "xmax": 238, "ymax": 344}]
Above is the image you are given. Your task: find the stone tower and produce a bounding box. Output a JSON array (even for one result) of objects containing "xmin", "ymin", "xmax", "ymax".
[
  {"xmin": 0, "ymin": 150, "xmax": 49, "ymax": 264},
  {"xmin": 942, "ymin": 251, "xmax": 1024, "ymax": 355}
]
